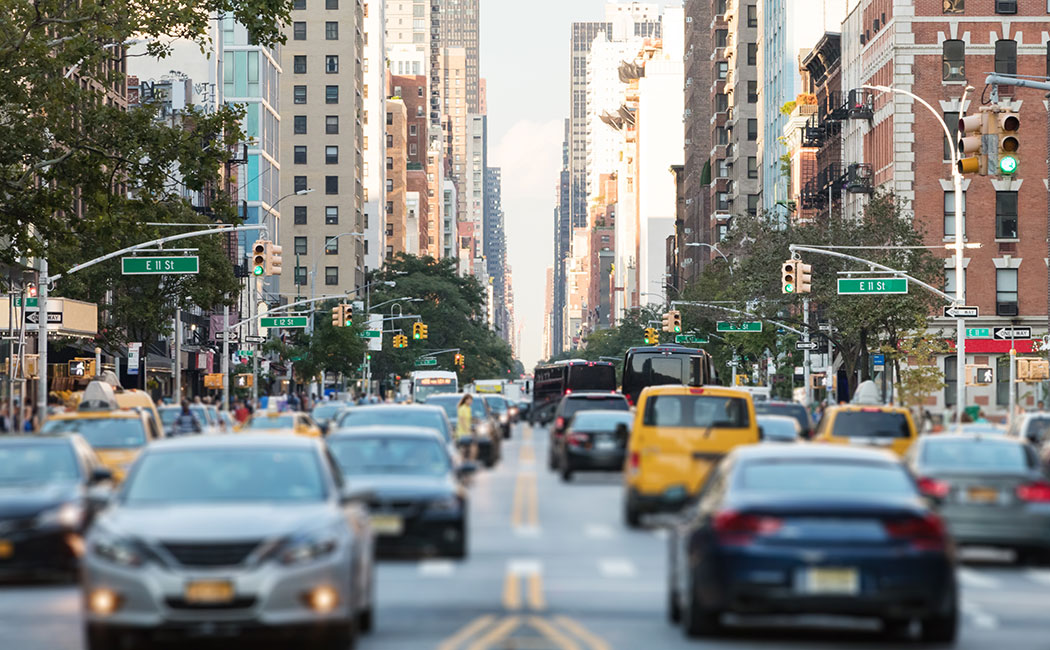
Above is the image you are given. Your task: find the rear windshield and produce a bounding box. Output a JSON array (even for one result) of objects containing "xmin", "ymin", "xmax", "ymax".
[
  {"xmin": 42, "ymin": 418, "xmax": 147, "ymax": 449},
  {"xmin": 563, "ymin": 396, "xmax": 628, "ymax": 418},
  {"xmin": 831, "ymin": 411, "xmax": 910, "ymax": 439},
  {"xmin": 628, "ymin": 354, "xmax": 689, "ymax": 387},
  {"xmin": 485, "ymin": 397, "xmax": 508, "ymax": 412},
  {"xmin": 1023, "ymin": 418, "xmax": 1050, "ymax": 443},
  {"xmin": 739, "ymin": 460, "xmax": 914, "ymax": 496},
  {"xmin": 643, "ymin": 394, "xmax": 750, "ymax": 429},
  {"xmin": 570, "ymin": 411, "xmax": 633, "ymax": 431},
  {"xmin": 567, "ymin": 364, "xmax": 617, "ymax": 391},
  {"xmin": 755, "ymin": 403, "xmax": 810, "ymax": 428},
  {"xmin": 922, "ymin": 439, "xmax": 1030, "ymax": 472}
]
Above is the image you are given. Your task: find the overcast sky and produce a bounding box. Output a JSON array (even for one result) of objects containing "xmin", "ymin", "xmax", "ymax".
[{"xmin": 481, "ymin": 0, "xmax": 610, "ymax": 369}]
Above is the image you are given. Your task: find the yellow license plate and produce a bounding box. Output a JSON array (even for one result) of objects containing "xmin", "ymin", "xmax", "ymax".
[
  {"xmin": 801, "ymin": 567, "xmax": 859, "ymax": 595},
  {"xmin": 0, "ymin": 540, "xmax": 12, "ymax": 559},
  {"xmin": 184, "ymin": 580, "xmax": 234, "ymax": 604},
  {"xmin": 370, "ymin": 514, "xmax": 404, "ymax": 536},
  {"xmin": 967, "ymin": 487, "xmax": 999, "ymax": 503}
]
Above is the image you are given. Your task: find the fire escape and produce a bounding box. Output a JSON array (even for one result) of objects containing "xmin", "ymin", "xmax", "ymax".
[{"xmin": 797, "ymin": 89, "xmax": 875, "ymax": 219}]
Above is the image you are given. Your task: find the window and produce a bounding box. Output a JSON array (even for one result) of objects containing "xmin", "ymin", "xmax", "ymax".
[
  {"xmin": 293, "ymin": 115, "xmax": 307, "ymax": 134},
  {"xmin": 293, "ymin": 22, "xmax": 306, "ymax": 40},
  {"xmin": 747, "ymin": 156, "xmax": 758, "ymax": 179},
  {"xmin": 293, "ymin": 236, "xmax": 307, "ymax": 255},
  {"xmin": 293, "ymin": 0, "xmax": 305, "ymax": 8},
  {"xmin": 995, "ymin": 39, "xmax": 1017, "ymax": 76},
  {"xmin": 386, "ymin": 157, "xmax": 393, "ymax": 170},
  {"xmin": 293, "ymin": 176, "xmax": 307, "ymax": 193},
  {"xmin": 293, "ymin": 206, "xmax": 307, "ymax": 225},
  {"xmin": 409, "ymin": 143, "xmax": 417, "ymax": 156},
  {"xmin": 325, "ymin": 21, "xmax": 338, "ymax": 40},
  {"xmin": 716, "ymin": 192, "xmax": 729, "ymax": 211},
  {"xmin": 747, "ymin": 194, "xmax": 760, "ymax": 215},
  {"xmin": 942, "ymin": 40, "xmax": 965, "ymax": 81},
  {"xmin": 294, "ymin": 266, "xmax": 307, "ymax": 286},
  {"xmin": 995, "ymin": 191, "xmax": 1018, "ymax": 239},
  {"xmin": 325, "ymin": 206, "xmax": 338, "ymax": 225},
  {"xmin": 325, "ymin": 115, "xmax": 339, "ymax": 134},
  {"xmin": 409, "ymin": 124, "xmax": 417, "ymax": 136},
  {"xmin": 325, "ymin": 176, "xmax": 338, "ymax": 194},
  {"xmin": 386, "ymin": 111, "xmax": 393, "ymax": 125},
  {"xmin": 715, "ymin": 93, "xmax": 728, "ymax": 112},
  {"xmin": 325, "ymin": 0, "xmax": 337, "ymax": 7},
  {"xmin": 746, "ymin": 4, "xmax": 757, "ymax": 27},
  {"xmin": 325, "ymin": 55, "xmax": 339, "ymax": 73},
  {"xmin": 747, "ymin": 80, "xmax": 758, "ymax": 103},
  {"xmin": 716, "ymin": 127, "xmax": 728, "ymax": 145},
  {"xmin": 386, "ymin": 134, "xmax": 393, "ymax": 148},
  {"xmin": 325, "ymin": 146, "xmax": 338, "ymax": 164},
  {"xmin": 325, "ymin": 267, "xmax": 339, "ymax": 285},
  {"xmin": 717, "ymin": 61, "xmax": 728, "ymax": 79},
  {"xmin": 293, "ymin": 55, "xmax": 306, "ymax": 74},
  {"xmin": 293, "ymin": 145, "xmax": 307, "ymax": 164},
  {"xmin": 715, "ymin": 29, "xmax": 728, "ymax": 48},
  {"xmin": 747, "ymin": 42, "xmax": 757, "ymax": 65},
  {"xmin": 747, "ymin": 119, "xmax": 758, "ymax": 141},
  {"xmin": 386, "ymin": 178, "xmax": 393, "ymax": 192},
  {"xmin": 325, "ymin": 85, "xmax": 338, "ymax": 103},
  {"xmin": 293, "ymin": 85, "xmax": 307, "ymax": 104},
  {"xmin": 943, "ymin": 111, "xmax": 959, "ymax": 160},
  {"xmin": 944, "ymin": 268, "xmax": 965, "ymax": 302},
  {"xmin": 324, "ymin": 237, "xmax": 339, "ymax": 255},
  {"xmin": 995, "ymin": 0, "xmax": 1016, "ymax": 14},
  {"xmin": 996, "ymin": 268, "xmax": 1018, "ymax": 310},
  {"xmin": 943, "ymin": 191, "xmax": 966, "ymax": 237},
  {"xmin": 944, "ymin": 356, "xmax": 957, "ymax": 407}
]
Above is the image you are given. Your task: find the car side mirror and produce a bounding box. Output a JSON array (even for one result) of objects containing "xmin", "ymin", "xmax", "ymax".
[
  {"xmin": 340, "ymin": 486, "xmax": 375, "ymax": 505},
  {"xmin": 456, "ymin": 462, "xmax": 477, "ymax": 480},
  {"xmin": 89, "ymin": 467, "xmax": 114, "ymax": 484},
  {"xmin": 758, "ymin": 426, "xmax": 766, "ymax": 441},
  {"xmin": 614, "ymin": 423, "xmax": 630, "ymax": 442}
]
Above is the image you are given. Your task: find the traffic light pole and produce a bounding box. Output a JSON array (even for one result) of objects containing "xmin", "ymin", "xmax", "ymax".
[{"xmin": 803, "ymin": 296, "xmax": 812, "ymax": 407}]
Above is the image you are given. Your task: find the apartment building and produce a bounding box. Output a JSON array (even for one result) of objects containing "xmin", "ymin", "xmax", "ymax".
[
  {"xmin": 385, "ymin": 98, "xmax": 409, "ymax": 257},
  {"xmin": 680, "ymin": 0, "xmax": 712, "ymax": 282},
  {"xmin": 363, "ymin": 1, "xmax": 388, "ymax": 271}
]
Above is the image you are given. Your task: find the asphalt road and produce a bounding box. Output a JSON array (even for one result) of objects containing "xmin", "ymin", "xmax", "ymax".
[{"xmin": 2, "ymin": 422, "xmax": 1049, "ymax": 649}]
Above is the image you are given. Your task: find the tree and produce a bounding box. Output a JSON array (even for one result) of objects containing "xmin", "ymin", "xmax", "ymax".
[
  {"xmin": 885, "ymin": 331, "xmax": 949, "ymax": 417},
  {"xmin": 262, "ymin": 300, "xmax": 368, "ymax": 390}
]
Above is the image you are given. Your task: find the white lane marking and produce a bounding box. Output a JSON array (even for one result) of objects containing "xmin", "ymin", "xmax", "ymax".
[
  {"xmin": 513, "ymin": 526, "xmax": 542, "ymax": 537},
  {"xmin": 585, "ymin": 524, "xmax": 615, "ymax": 539},
  {"xmin": 961, "ymin": 600, "xmax": 999, "ymax": 630},
  {"xmin": 418, "ymin": 560, "xmax": 455, "ymax": 577},
  {"xmin": 598, "ymin": 558, "xmax": 637, "ymax": 578},
  {"xmin": 957, "ymin": 568, "xmax": 1000, "ymax": 589},
  {"xmin": 508, "ymin": 558, "xmax": 543, "ymax": 576},
  {"xmin": 1025, "ymin": 569, "xmax": 1050, "ymax": 586}
]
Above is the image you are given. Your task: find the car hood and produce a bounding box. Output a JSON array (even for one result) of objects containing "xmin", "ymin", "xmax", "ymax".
[
  {"xmin": 345, "ymin": 474, "xmax": 457, "ymax": 501},
  {"xmin": 95, "ymin": 502, "xmax": 340, "ymax": 541},
  {"xmin": 0, "ymin": 482, "xmax": 81, "ymax": 518}
]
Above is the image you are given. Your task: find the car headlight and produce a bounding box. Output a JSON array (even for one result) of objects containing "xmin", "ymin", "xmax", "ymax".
[
  {"xmin": 279, "ymin": 527, "xmax": 341, "ymax": 566},
  {"xmin": 476, "ymin": 422, "xmax": 492, "ymax": 435},
  {"xmin": 36, "ymin": 502, "xmax": 84, "ymax": 530},
  {"xmin": 427, "ymin": 497, "xmax": 461, "ymax": 513},
  {"xmin": 91, "ymin": 532, "xmax": 147, "ymax": 568},
  {"xmin": 499, "ymin": 414, "xmax": 510, "ymax": 424}
]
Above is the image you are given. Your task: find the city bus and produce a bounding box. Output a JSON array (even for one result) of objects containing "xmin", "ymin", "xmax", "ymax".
[
  {"xmin": 530, "ymin": 360, "xmax": 617, "ymax": 424},
  {"xmin": 410, "ymin": 371, "xmax": 459, "ymax": 403},
  {"xmin": 621, "ymin": 344, "xmax": 716, "ymax": 406}
]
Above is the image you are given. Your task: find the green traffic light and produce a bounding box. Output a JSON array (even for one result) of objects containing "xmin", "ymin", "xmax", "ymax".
[
  {"xmin": 785, "ymin": 283, "xmax": 795, "ymax": 293},
  {"xmin": 253, "ymin": 265, "xmax": 264, "ymax": 276},
  {"xmin": 999, "ymin": 155, "xmax": 1018, "ymax": 175}
]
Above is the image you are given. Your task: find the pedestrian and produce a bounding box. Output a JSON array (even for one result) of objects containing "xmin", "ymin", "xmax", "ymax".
[
  {"xmin": 975, "ymin": 409, "xmax": 988, "ymax": 423},
  {"xmin": 22, "ymin": 406, "xmax": 35, "ymax": 432},
  {"xmin": 0, "ymin": 404, "xmax": 11, "ymax": 433},
  {"xmin": 173, "ymin": 400, "xmax": 203, "ymax": 436},
  {"xmin": 456, "ymin": 394, "xmax": 476, "ymax": 461},
  {"xmin": 234, "ymin": 400, "xmax": 251, "ymax": 425}
]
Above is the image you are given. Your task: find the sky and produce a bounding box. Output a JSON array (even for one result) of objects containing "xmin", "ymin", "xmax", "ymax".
[{"xmin": 481, "ymin": 0, "xmax": 609, "ymax": 369}]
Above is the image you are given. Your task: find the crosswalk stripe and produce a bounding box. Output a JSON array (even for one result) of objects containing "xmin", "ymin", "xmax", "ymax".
[
  {"xmin": 584, "ymin": 524, "xmax": 615, "ymax": 539},
  {"xmin": 418, "ymin": 560, "xmax": 455, "ymax": 577},
  {"xmin": 958, "ymin": 568, "xmax": 1000, "ymax": 589},
  {"xmin": 598, "ymin": 558, "xmax": 637, "ymax": 578}
]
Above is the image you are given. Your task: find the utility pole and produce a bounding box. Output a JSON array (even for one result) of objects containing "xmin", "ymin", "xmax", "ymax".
[
  {"xmin": 222, "ymin": 304, "xmax": 230, "ymax": 410},
  {"xmin": 174, "ymin": 309, "xmax": 181, "ymax": 401},
  {"xmin": 803, "ymin": 296, "xmax": 812, "ymax": 406},
  {"xmin": 252, "ymin": 276, "xmax": 260, "ymax": 407},
  {"xmin": 36, "ymin": 258, "xmax": 47, "ymax": 428}
]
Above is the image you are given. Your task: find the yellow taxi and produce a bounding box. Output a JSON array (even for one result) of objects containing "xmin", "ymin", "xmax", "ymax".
[
  {"xmin": 243, "ymin": 411, "xmax": 323, "ymax": 438},
  {"xmin": 41, "ymin": 410, "xmax": 158, "ymax": 482},
  {"xmin": 812, "ymin": 404, "xmax": 918, "ymax": 457},
  {"xmin": 624, "ymin": 385, "xmax": 759, "ymax": 527}
]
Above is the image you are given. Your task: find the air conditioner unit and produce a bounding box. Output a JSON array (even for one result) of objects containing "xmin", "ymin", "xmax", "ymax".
[
  {"xmin": 995, "ymin": 0, "xmax": 1017, "ymax": 14},
  {"xmin": 996, "ymin": 302, "xmax": 1019, "ymax": 317}
]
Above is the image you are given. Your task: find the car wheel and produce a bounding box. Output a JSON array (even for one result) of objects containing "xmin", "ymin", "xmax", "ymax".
[
  {"xmin": 919, "ymin": 605, "xmax": 957, "ymax": 643},
  {"xmin": 683, "ymin": 574, "xmax": 721, "ymax": 638},
  {"xmin": 357, "ymin": 605, "xmax": 374, "ymax": 635},
  {"xmin": 667, "ymin": 583, "xmax": 682, "ymax": 624},
  {"xmin": 1017, "ymin": 547, "xmax": 1050, "ymax": 566},
  {"xmin": 881, "ymin": 616, "xmax": 911, "ymax": 639},
  {"xmin": 623, "ymin": 496, "xmax": 642, "ymax": 529},
  {"xmin": 548, "ymin": 449, "xmax": 559, "ymax": 471},
  {"xmin": 84, "ymin": 624, "xmax": 115, "ymax": 650},
  {"xmin": 325, "ymin": 617, "xmax": 357, "ymax": 650},
  {"xmin": 561, "ymin": 462, "xmax": 573, "ymax": 482}
]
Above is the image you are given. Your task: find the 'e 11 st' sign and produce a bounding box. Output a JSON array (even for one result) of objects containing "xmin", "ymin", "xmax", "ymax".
[
  {"xmin": 837, "ymin": 277, "xmax": 908, "ymax": 295},
  {"xmin": 121, "ymin": 256, "xmax": 199, "ymax": 275}
]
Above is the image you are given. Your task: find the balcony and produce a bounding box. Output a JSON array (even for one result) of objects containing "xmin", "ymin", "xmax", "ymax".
[
  {"xmin": 801, "ymin": 123, "xmax": 823, "ymax": 148},
  {"xmin": 846, "ymin": 163, "xmax": 873, "ymax": 194},
  {"xmin": 846, "ymin": 89, "xmax": 874, "ymax": 120}
]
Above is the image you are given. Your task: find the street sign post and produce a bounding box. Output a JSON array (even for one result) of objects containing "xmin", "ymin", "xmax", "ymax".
[
  {"xmin": 675, "ymin": 334, "xmax": 709, "ymax": 344},
  {"xmin": 259, "ymin": 316, "xmax": 308, "ymax": 329},
  {"xmin": 716, "ymin": 321, "xmax": 762, "ymax": 333},
  {"xmin": 359, "ymin": 330, "xmax": 382, "ymax": 339},
  {"xmin": 415, "ymin": 358, "xmax": 438, "ymax": 367},
  {"xmin": 121, "ymin": 256, "xmax": 199, "ymax": 275},
  {"xmin": 994, "ymin": 326, "xmax": 1032, "ymax": 340},
  {"xmin": 837, "ymin": 278, "xmax": 909, "ymax": 295},
  {"xmin": 965, "ymin": 327, "xmax": 992, "ymax": 339},
  {"xmin": 795, "ymin": 341, "xmax": 818, "ymax": 351},
  {"xmin": 943, "ymin": 305, "xmax": 979, "ymax": 318}
]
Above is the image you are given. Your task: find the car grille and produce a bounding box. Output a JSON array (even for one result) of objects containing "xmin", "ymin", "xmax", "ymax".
[
  {"xmin": 369, "ymin": 499, "xmax": 422, "ymax": 516},
  {"xmin": 165, "ymin": 597, "xmax": 257, "ymax": 610},
  {"xmin": 161, "ymin": 541, "xmax": 261, "ymax": 567},
  {"xmin": 0, "ymin": 516, "xmax": 37, "ymax": 535}
]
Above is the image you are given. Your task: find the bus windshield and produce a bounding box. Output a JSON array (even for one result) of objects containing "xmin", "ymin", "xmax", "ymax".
[
  {"xmin": 413, "ymin": 376, "xmax": 458, "ymax": 403},
  {"xmin": 567, "ymin": 364, "xmax": 616, "ymax": 392}
]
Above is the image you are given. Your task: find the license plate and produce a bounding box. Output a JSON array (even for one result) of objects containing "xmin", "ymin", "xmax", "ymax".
[
  {"xmin": 967, "ymin": 486, "xmax": 999, "ymax": 503},
  {"xmin": 595, "ymin": 439, "xmax": 617, "ymax": 451},
  {"xmin": 371, "ymin": 514, "xmax": 404, "ymax": 536},
  {"xmin": 184, "ymin": 580, "xmax": 234, "ymax": 604},
  {"xmin": 799, "ymin": 567, "xmax": 859, "ymax": 595},
  {"xmin": 0, "ymin": 540, "xmax": 11, "ymax": 559}
]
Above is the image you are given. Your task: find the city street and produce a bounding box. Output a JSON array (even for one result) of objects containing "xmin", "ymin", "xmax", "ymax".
[{"xmin": 1, "ymin": 422, "xmax": 1048, "ymax": 649}]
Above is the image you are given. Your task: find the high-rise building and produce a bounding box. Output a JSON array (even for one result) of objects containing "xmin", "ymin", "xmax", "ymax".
[
  {"xmin": 385, "ymin": 98, "xmax": 409, "ymax": 258},
  {"xmin": 484, "ymin": 167, "xmax": 509, "ymax": 339},
  {"xmin": 439, "ymin": 0, "xmax": 480, "ymax": 112},
  {"xmin": 552, "ymin": 119, "xmax": 571, "ymax": 354},
  {"xmin": 680, "ymin": 0, "xmax": 712, "ymax": 282},
  {"xmin": 363, "ymin": 1, "xmax": 388, "ymax": 272},
  {"xmin": 464, "ymin": 113, "xmax": 487, "ymax": 281}
]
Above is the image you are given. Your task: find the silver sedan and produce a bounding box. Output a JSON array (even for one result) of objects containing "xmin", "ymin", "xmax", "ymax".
[{"xmin": 81, "ymin": 434, "xmax": 375, "ymax": 650}]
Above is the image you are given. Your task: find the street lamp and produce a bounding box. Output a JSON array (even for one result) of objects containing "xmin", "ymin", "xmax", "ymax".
[
  {"xmin": 307, "ymin": 231, "xmax": 364, "ymax": 332},
  {"xmin": 686, "ymin": 242, "xmax": 731, "ymax": 266}
]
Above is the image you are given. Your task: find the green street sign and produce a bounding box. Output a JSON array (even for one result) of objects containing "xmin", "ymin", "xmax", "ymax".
[
  {"xmin": 236, "ymin": 350, "xmax": 253, "ymax": 357},
  {"xmin": 260, "ymin": 316, "xmax": 308, "ymax": 328},
  {"xmin": 965, "ymin": 327, "xmax": 992, "ymax": 339},
  {"xmin": 837, "ymin": 277, "xmax": 908, "ymax": 295},
  {"xmin": 716, "ymin": 321, "xmax": 762, "ymax": 333},
  {"xmin": 121, "ymin": 256, "xmax": 199, "ymax": 275},
  {"xmin": 676, "ymin": 334, "xmax": 709, "ymax": 344},
  {"xmin": 415, "ymin": 358, "xmax": 438, "ymax": 367},
  {"xmin": 359, "ymin": 330, "xmax": 382, "ymax": 339},
  {"xmin": 12, "ymin": 297, "xmax": 38, "ymax": 307},
  {"xmin": 291, "ymin": 356, "xmax": 304, "ymax": 361}
]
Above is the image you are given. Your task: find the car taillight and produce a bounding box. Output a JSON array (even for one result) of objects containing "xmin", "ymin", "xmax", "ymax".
[
  {"xmin": 713, "ymin": 510, "xmax": 782, "ymax": 546},
  {"xmin": 567, "ymin": 433, "xmax": 589, "ymax": 447},
  {"xmin": 1016, "ymin": 481, "xmax": 1050, "ymax": 503},
  {"xmin": 883, "ymin": 514, "xmax": 947, "ymax": 551},
  {"xmin": 555, "ymin": 417, "xmax": 566, "ymax": 430},
  {"xmin": 628, "ymin": 451, "xmax": 640, "ymax": 470},
  {"xmin": 917, "ymin": 477, "xmax": 951, "ymax": 499},
  {"xmin": 625, "ymin": 395, "xmax": 634, "ymax": 407}
]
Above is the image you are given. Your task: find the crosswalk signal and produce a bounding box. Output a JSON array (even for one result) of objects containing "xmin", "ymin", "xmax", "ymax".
[
  {"xmin": 413, "ymin": 322, "xmax": 423, "ymax": 340},
  {"xmin": 782, "ymin": 259, "xmax": 798, "ymax": 294},
  {"xmin": 252, "ymin": 240, "xmax": 267, "ymax": 276},
  {"xmin": 796, "ymin": 262, "xmax": 813, "ymax": 294},
  {"xmin": 996, "ymin": 109, "xmax": 1019, "ymax": 176},
  {"xmin": 331, "ymin": 304, "xmax": 345, "ymax": 327},
  {"xmin": 957, "ymin": 113, "xmax": 988, "ymax": 176}
]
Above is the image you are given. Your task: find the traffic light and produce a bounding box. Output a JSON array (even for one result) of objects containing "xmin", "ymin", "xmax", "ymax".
[
  {"xmin": 265, "ymin": 243, "xmax": 283, "ymax": 276},
  {"xmin": 331, "ymin": 304, "xmax": 346, "ymax": 327},
  {"xmin": 644, "ymin": 327, "xmax": 658, "ymax": 345},
  {"xmin": 341, "ymin": 302, "xmax": 353, "ymax": 326},
  {"xmin": 956, "ymin": 112, "xmax": 988, "ymax": 176},
  {"xmin": 393, "ymin": 334, "xmax": 408, "ymax": 348},
  {"xmin": 252, "ymin": 240, "xmax": 267, "ymax": 276},
  {"xmin": 420, "ymin": 323, "xmax": 429, "ymax": 339},
  {"xmin": 671, "ymin": 310, "xmax": 682, "ymax": 333},
  {"xmin": 455, "ymin": 353, "xmax": 465, "ymax": 370},
  {"xmin": 413, "ymin": 322, "xmax": 423, "ymax": 340},
  {"xmin": 995, "ymin": 109, "xmax": 1019, "ymax": 176},
  {"xmin": 796, "ymin": 261, "xmax": 813, "ymax": 294},
  {"xmin": 781, "ymin": 259, "xmax": 798, "ymax": 294},
  {"xmin": 661, "ymin": 312, "xmax": 673, "ymax": 333}
]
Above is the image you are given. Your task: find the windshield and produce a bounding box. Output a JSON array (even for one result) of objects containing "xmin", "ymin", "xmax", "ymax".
[
  {"xmin": 414, "ymin": 377, "xmax": 457, "ymax": 402},
  {"xmin": 739, "ymin": 460, "xmax": 914, "ymax": 496},
  {"xmin": 0, "ymin": 443, "xmax": 79, "ymax": 484},
  {"xmin": 248, "ymin": 415, "xmax": 295, "ymax": 430},
  {"xmin": 313, "ymin": 404, "xmax": 345, "ymax": 421},
  {"xmin": 831, "ymin": 411, "xmax": 910, "ymax": 438},
  {"xmin": 328, "ymin": 436, "xmax": 451, "ymax": 477},
  {"xmin": 643, "ymin": 394, "xmax": 749, "ymax": 428},
  {"xmin": 123, "ymin": 448, "xmax": 325, "ymax": 504},
  {"xmin": 339, "ymin": 409, "xmax": 449, "ymax": 441},
  {"xmin": 569, "ymin": 411, "xmax": 633, "ymax": 431},
  {"xmin": 567, "ymin": 365, "xmax": 617, "ymax": 391},
  {"xmin": 158, "ymin": 409, "xmax": 180, "ymax": 426},
  {"xmin": 42, "ymin": 418, "xmax": 147, "ymax": 449},
  {"xmin": 485, "ymin": 397, "xmax": 508, "ymax": 413},
  {"xmin": 922, "ymin": 439, "xmax": 1029, "ymax": 472}
]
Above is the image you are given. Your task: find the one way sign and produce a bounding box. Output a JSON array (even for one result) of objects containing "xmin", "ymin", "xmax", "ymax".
[
  {"xmin": 942, "ymin": 305, "xmax": 978, "ymax": 318},
  {"xmin": 994, "ymin": 326, "xmax": 1032, "ymax": 340},
  {"xmin": 25, "ymin": 311, "xmax": 63, "ymax": 325},
  {"xmin": 795, "ymin": 341, "xmax": 818, "ymax": 351}
]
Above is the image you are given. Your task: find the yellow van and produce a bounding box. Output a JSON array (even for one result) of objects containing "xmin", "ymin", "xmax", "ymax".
[
  {"xmin": 812, "ymin": 405, "xmax": 917, "ymax": 457},
  {"xmin": 623, "ymin": 385, "xmax": 759, "ymax": 527}
]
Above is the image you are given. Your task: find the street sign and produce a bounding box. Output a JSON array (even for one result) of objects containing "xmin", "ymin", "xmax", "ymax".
[
  {"xmin": 25, "ymin": 311, "xmax": 62, "ymax": 325},
  {"xmin": 943, "ymin": 305, "xmax": 979, "ymax": 318},
  {"xmin": 994, "ymin": 326, "xmax": 1032, "ymax": 340},
  {"xmin": 243, "ymin": 335, "xmax": 265, "ymax": 344},
  {"xmin": 215, "ymin": 332, "xmax": 238, "ymax": 342},
  {"xmin": 121, "ymin": 256, "xmax": 199, "ymax": 275},
  {"xmin": 675, "ymin": 334, "xmax": 709, "ymax": 344},
  {"xmin": 716, "ymin": 321, "xmax": 762, "ymax": 333},
  {"xmin": 872, "ymin": 353, "xmax": 886, "ymax": 372},
  {"xmin": 11, "ymin": 297, "xmax": 38, "ymax": 308},
  {"xmin": 260, "ymin": 316, "xmax": 308, "ymax": 329},
  {"xmin": 236, "ymin": 350, "xmax": 253, "ymax": 358},
  {"xmin": 837, "ymin": 278, "xmax": 909, "ymax": 295},
  {"xmin": 359, "ymin": 330, "xmax": 382, "ymax": 339},
  {"xmin": 415, "ymin": 358, "xmax": 438, "ymax": 367},
  {"xmin": 128, "ymin": 342, "xmax": 141, "ymax": 375},
  {"xmin": 965, "ymin": 327, "xmax": 992, "ymax": 339},
  {"xmin": 795, "ymin": 341, "xmax": 818, "ymax": 351},
  {"xmin": 818, "ymin": 322, "xmax": 833, "ymax": 332}
]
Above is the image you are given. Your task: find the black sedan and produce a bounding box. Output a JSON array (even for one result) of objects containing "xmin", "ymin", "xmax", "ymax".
[
  {"xmin": 549, "ymin": 392, "xmax": 630, "ymax": 470},
  {"xmin": 557, "ymin": 410, "xmax": 633, "ymax": 482},
  {"xmin": 0, "ymin": 435, "xmax": 113, "ymax": 580},
  {"xmin": 326, "ymin": 427, "xmax": 475, "ymax": 558},
  {"xmin": 668, "ymin": 444, "xmax": 957, "ymax": 642}
]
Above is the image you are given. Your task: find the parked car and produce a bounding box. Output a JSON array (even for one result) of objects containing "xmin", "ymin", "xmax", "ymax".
[{"xmin": 556, "ymin": 410, "xmax": 634, "ymax": 482}]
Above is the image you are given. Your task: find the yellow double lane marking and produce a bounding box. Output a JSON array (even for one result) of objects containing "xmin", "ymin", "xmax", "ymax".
[
  {"xmin": 511, "ymin": 437, "xmax": 539, "ymax": 530},
  {"xmin": 502, "ymin": 568, "xmax": 545, "ymax": 611}
]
